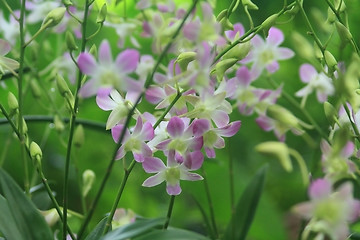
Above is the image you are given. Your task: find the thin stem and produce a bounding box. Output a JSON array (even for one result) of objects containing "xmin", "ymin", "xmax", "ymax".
[
  {"xmin": 77, "ymin": 1, "xmax": 199, "ymax": 238},
  {"xmin": 288, "ymin": 149, "xmax": 309, "ymax": 186},
  {"xmin": 86, "ymin": 23, "xmax": 103, "ymax": 41},
  {"xmin": 23, "ymin": 20, "xmax": 54, "ymax": 48},
  {"xmin": 153, "ymin": 90, "xmax": 183, "ymax": 129},
  {"xmin": 163, "ymin": 195, "xmax": 176, "ymax": 229},
  {"xmin": 0, "ymin": 0, "xmax": 19, "ymax": 21},
  {"xmin": 343, "ymin": 103, "xmax": 360, "ymax": 143},
  {"xmin": 66, "ymin": 7, "xmax": 83, "ymax": 24},
  {"xmin": 63, "ymin": 0, "xmax": 91, "ymax": 238},
  {"xmin": 201, "ymin": 168, "xmax": 219, "ymax": 239},
  {"xmin": 103, "ymin": 160, "xmax": 136, "ymax": 234},
  {"xmin": 22, "ymin": 144, "xmax": 30, "ymax": 196}
]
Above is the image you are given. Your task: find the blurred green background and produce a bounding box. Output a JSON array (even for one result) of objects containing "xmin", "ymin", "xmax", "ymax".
[{"xmin": 1, "ymin": 0, "xmax": 360, "ymax": 239}]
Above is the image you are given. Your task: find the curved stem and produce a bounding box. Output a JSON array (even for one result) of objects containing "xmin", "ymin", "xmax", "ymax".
[
  {"xmin": 343, "ymin": 103, "xmax": 360, "ymax": 143},
  {"xmin": 289, "ymin": 149, "xmax": 309, "ymax": 186},
  {"xmin": 163, "ymin": 195, "xmax": 176, "ymax": 229},
  {"xmin": 103, "ymin": 160, "xmax": 136, "ymax": 234}
]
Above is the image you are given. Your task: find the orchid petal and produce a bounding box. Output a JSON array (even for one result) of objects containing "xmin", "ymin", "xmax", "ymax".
[
  {"xmin": 180, "ymin": 172, "xmax": 203, "ymax": 181},
  {"xmin": 98, "ymin": 40, "xmax": 113, "ymax": 65},
  {"xmin": 167, "ymin": 116, "xmax": 185, "ymax": 137},
  {"xmin": 267, "ymin": 27, "xmax": 284, "ymax": 46},
  {"xmin": 299, "ymin": 64, "xmax": 317, "ymax": 83},
  {"xmin": 78, "ymin": 53, "xmax": 97, "ymax": 76},
  {"xmin": 166, "ymin": 182, "xmax": 181, "ymax": 195},
  {"xmin": 142, "ymin": 157, "xmax": 166, "ymax": 173},
  {"xmin": 183, "ymin": 151, "xmax": 204, "ymax": 170},
  {"xmin": 142, "ymin": 172, "xmax": 165, "ymax": 187},
  {"xmin": 115, "ymin": 49, "xmax": 139, "ymax": 73}
]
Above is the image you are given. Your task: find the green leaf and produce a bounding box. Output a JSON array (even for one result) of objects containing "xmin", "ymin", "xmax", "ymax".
[
  {"xmin": 0, "ymin": 169, "xmax": 53, "ymax": 240},
  {"xmin": 134, "ymin": 228, "xmax": 211, "ymax": 240},
  {"xmin": 224, "ymin": 165, "xmax": 268, "ymax": 240},
  {"xmin": 0, "ymin": 195, "xmax": 25, "ymax": 240},
  {"xmin": 85, "ymin": 216, "xmax": 110, "ymax": 240},
  {"xmin": 101, "ymin": 218, "xmax": 164, "ymax": 240}
]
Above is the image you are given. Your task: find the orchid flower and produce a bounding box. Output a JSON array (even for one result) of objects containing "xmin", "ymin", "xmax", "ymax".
[
  {"xmin": 142, "ymin": 150, "xmax": 203, "ymax": 195},
  {"xmin": 0, "ymin": 39, "xmax": 19, "ymax": 74}
]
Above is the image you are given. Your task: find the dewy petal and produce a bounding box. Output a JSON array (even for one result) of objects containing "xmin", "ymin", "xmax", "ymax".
[
  {"xmin": 180, "ymin": 171, "xmax": 203, "ymax": 181},
  {"xmin": 116, "ymin": 49, "xmax": 140, "ymax": 73},
  {"xmin": 142, "ymin": 157, "xmax": 166, "ymax": 173},
  {"xmin": 211, "ymin": 110, "xmax": 229, "ymax": 128},
  {"xmin": 215, "ymin": 121, "xmax": 241, "ymax": 137},
  {"xmin": 166, "ymin": 182, "xmax": 182, "ymax": 195},
  {"xmin": 267, "ymin": 27, "xmax": 284, "ymax": 46},
  {"xmin": 276, "ymin": 47, "xmax": 295, "ymax": 60},
  {"xmin": 299, "ymin": 64, "xmax": 317, "ymax": 83},
  {"xmin": 0, "ymin": 39, "xmax": 11, "ymax": 55},
  {"xmin": 308, "ymin": 178, "xmax": 332, "ymax": 200},
  {"xmin": 142, "ymin": 172, "xmax": 165, "ymax": 187},
  {"xmin": 78, "ymin": 53, "xmax": 97, "ymax": 76},
  {"xmin": 183, "ymin": 151, "xmax": 204, "ymax": 170},
  {"xmin": 98, "ymin": 40, "xmax": 113, "ymax": 65},
  {"xmin": 167, "ymin": 116, "xmax": 185, "ymax": 138}
]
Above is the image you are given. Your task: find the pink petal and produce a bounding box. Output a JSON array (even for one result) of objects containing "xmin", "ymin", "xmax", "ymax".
[
  {"xmin": 115, "ymin": 146, "xmax": 125, "ymax": 160},
  {"xmin": 201, "ymin": 2, "xmax": 213, "ymax": 21},
  {"xmin": 111, "ymin": 124, "xmax": 130, "ymax": 143},
  {"xmin": 236, "ymin": 66, "xmax": 252, "ymax": 87},
  {"xmin": 96, "ymin": 89, "xmax": 118, "ymax": 110},
  {"xmin": 342, "ymin": 141, "xmax": 354, "ymax": 158},
  {"xmin": 308, "ymin": 178, "xmax": 332, "ymax": 200},
  {"xmin": 276, "ymin": 47, "xmax": 295, "ymax": 60},
  {"xmin": 183, "ymin": 21, "xmax": 200, "ymax": 41},
  {"xmin": 145, "ymin": 86, "xmax": 165, "ymax": 104},
  {"xmin": 0, "ymin": 39, "xmax": 11, "ymax": 55},
  {"xmin": 115, "ymin": 49, "xmax": 139, "ymax": 73},
  {"xmin": 216, "ymin": 121, "xmax": 241, "ymax": 137},
  {"xmin": 225, "ymin": 23, "xmax": 245, "ymax": 40},
  {"xmin": 189, "ymin": 136, "xmax": 203, "ymax": 151},
  {"xmin": 180, "ymin": 172, "xmax": 203, "ymax": 181},
  {"xmin": 292, "ymin": 202, "xmax": 313, "ymax": 219},
  {"xmin": 136, "ymin": 0, "xmax": 150, "ymax": 10},
  {"xmin": 212, "ymin": 110, "xmax": 229, "ymax": 128},
  {"xmin": 166, "ymin": 182, "xmax": 181, "ymax": 195},
  {"xmin": 142, "ymin": 173, "xmax": 165, "ymax": 187},
  {"xmin": 267, "ymin": 27, "xmax": 284, "ymax": 46},
  {"xmin": 214, "ymin": 137, "xmax": 225, "ymax": 149},
  {"xmin": 79, "ymin": 79, "xmax": 99, "ymax": 98},
  {"xmin": 98, "ymin": 40, "xmax": 113, "ymax": 65},
  {"xmin": 167, "ymin": 116, "xmax": 185, "ymax": 138},
  {"xmin": 123, "ymin": 76, "xmax": 143, "ymax": 92},
  {"xmin": 205, "ymin": 147, "xmax": 216, "ymax": 158},
  {"xmin": 184, "ymin": 151, "xmax": 204, "ymax": 170},
  {"xmin": 143, "ymin": 157, "xmax": 166, "ymax": 173},
  {"xmin": 189, "ymin": 119, "xmax": 210, "ymax": 137},
  {"xmin": 140, "ymin": 122, "xmax": 154, "ymax": 141},
  {"xmin": 156, "ymin": 139, "xmax": 171, "ymax": 150},
  {"xmin": 133, "ymin": 117, "xmax": 143, "ymax": 135},
  {"xmin": 266, "ymin": 61, "xmax": 279, "ymax": 73},
  {"xmin": 251, "ymin": 35, "xmax": 265, "ymax": 47},
  {"xmin": 256, "ymin": 116, "xmax": 273, "ymax": 131},
  {"xmin": 78, "ymin": 53, "xmax": 97, "ymax": 76},
  {"xmin": 299, "ymin": 64, "xmax": 317, "ymax": 83}
]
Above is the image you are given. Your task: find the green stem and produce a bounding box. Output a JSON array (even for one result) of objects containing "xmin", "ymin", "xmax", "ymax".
[
  {"xmin": 103, "ymin": 160, "xmax": 136, "ymax": 234},
  {"xmin": 201, "ymin": 168, "xmax": 219, "ymax": 239},
  {"xmin": 0, "ymin": 0, "xmax": 19, "ymax": 21},
  {"xmin": 77, "ymin": 1, "xmax": 199, "ymax": 238},
  {"xmin": 86, "ymin": 23, "xmax": 103, "ymax": 41},
  {"xmin": 343, "ymin": 103, "xmax": 360, "ymax": 143},
  {"xmin": 0, "ymin": 67, "xmax": 31, "ymax": 81},
  {"xmin": 23, "ymin": 20, "xmax": 54, "ymax": 48},
  {"xmin": 289, "ymin": 149, "xmax": 309, "ymax": 186},
  {"xmin": 63, "ymin": 0, "xmax": 91, "ymax": 238},
  {"xmin": 163, "ymin": 195, "xmax": 176, "ymax": 229}
]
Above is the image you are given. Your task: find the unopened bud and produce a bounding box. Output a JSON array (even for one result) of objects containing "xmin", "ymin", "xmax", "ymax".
[
  {"xmin": 63, "ymin": 0, "xmax": 73, "ymax": 7},
  {"xmin": 54, "ymin": 115, "xmax": 65, "ymax": 132},
  {"xmin": 40, "ymin": 209, "xmax": 60, "ymax": 227},
  {"xmin": 326, "ymin": 7, "xmax": 336, "ymax": 24},
  {"xmin": 267, "ymin": 105, "xmax": 300, "ymax": 129},
  {"xmin": 42, "ymin": 7, "xmax": 66, "ymax": 29},
  {"xmin": 242, "ymin": 0, "xmax": 259, "ymax": 10},
  {"xmin": 261, "ymin": 14, "xmax": 278, "ymax": 37},
  {"xmin": 314, "ymin": 43, "xmax": 323, "ymax": 60},
  {"xmin": 74, "ymin": 124, "xmax": 85, "ymax": 148},
  {"xmin": 82, "ymin": 169, "xmax": 95, "ymax": 197},
  {"xmin": 96, "ymin": 4, "xmax": 107, "ymax": 24},
  {"xmin": 176, "ymin": 52, "xmax": 196, "ymax": 71},
  {"xmin": 214, "ymin": 58, "xmax": 238, "ymax": 82},
  {"xmin": 30, "ymin": 80, "xmax": 42, "ymax": 99},
  {"xmin": 255, "ymin": 141, "xmax": 292, "ymax": 172},
  {"xmin": 291, "ymin": 32, "xmax": 313, "ymax": 60},
  {"xmin": 66, "ymin": 31, "xmax": 78, "ymax": 51},
  {"xmin": 324, "ymin": 101, "xmax": 337, "ymax": 128},
  {"xmin": 324, "ymin": 50, "xmax": 337, "ymax": 70},
  {"xmin": 223, "ymin": 42, "xmax": 251, "ymax": 61},
  {"xmin": 334, "ymin": 0, "xmax": 346, "ymax": 12},
  {"xmin": 335, "ymin": 21, "xmax": 353, "ymax": 44},
  {"xmin": 8, "ymin": 92, "xmax": 18, "ymax": 112},
  {"xmin": 30, "ymin": 141, "xmax": 42, "ymax": 165},
  {"xmin": 56, "ymin": 74, "xmax": 72, "ymax": 97}
]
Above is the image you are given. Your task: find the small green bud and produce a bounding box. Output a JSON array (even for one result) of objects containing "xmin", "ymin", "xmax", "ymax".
[
  {"xmin": 314, "ymin": 42, "xmax": 323, "ymax": 60},
  {"xmin": 8, "ymin": 92, "xmax": 18, "ymax": 113},
  {"xmin": 242, "ymin": 0, "xmax": 259, "ymax": 10},
  {"xmin": 223, "ymin": 42, "xmax": 251, "ymax": 61},
  {"xmin": 54, "ymin": 115, "xmax": 65, "ymax": 132},
  {"xmin": 267, "ymin": 105, "xmax": 299, "ymax": 128},
  {"xmin": 96, "ymin": 3, "xmax": 107, "ymax": 24},
  {"xmin": 30, "ymin": 141, "xmax": 42, "ymax": 165},
  {"xmin": 42, "ymin": 7, "xmax": 66, "ymax": 29},
  {"xmin": 74, "ymin": 124, "xmax": 85, "ymax": 148},
  {"xmin": 82, "ymin": 169, "xmax": 95, "ymax": 197},
  {"xmin": 176, "ymin": 52, "xmax": 196, "ymax": 72},
  {"xmin": 326, "ymin": 7, "xmax": 336, "ymax": 24},
  {"xmin": 216, "ymin": 9, "xmax": 228, "ymax": 22},
  {"xmin": 214, "ymin": 58, "xmax": 238, "ymax": 82},
  {"xmin": 261, "ymin": 14, "xmax": 278, "ymax": 37},
  {"xmin": 334, "ymin": 0, "xmax": 346, "ymax": 12},
  {"xmin": 56, "ymin": 74, "xmax": 72, "ymax": 97},
  {"xmin": 323, "ymin": 101, "xmax": 337, "ymax": 128},
  {"xmin": 62, "ymin": 0, "xmax": 73, "ymax": 7},
  {"xmin": 291, "ymin": 32, "xmax": 314, "ymax": 60},
  {"xmin": 335, "ymin": 21, "xmax": 353, "ymax": 44},
  {"xmin": 89, "ymin": 44, "xmax": 97, "ymax": 58},
  {"xmin": 29, "ymin": 80, "xmax": 42, "ymax": 99},
  {"xmin": 66, "ymin": 31, "xmax": 78, "ymax": 51},
  {"xmin": 219, "ymin": 17, "xmax": 234, "ymax": 31},
  {"xmin": 255, "ymin": 141, "xmax": 292, "ymax": 172},
  {"xmin": 324, "ymin": 50, "xmax": 337, "ymax": 70}
]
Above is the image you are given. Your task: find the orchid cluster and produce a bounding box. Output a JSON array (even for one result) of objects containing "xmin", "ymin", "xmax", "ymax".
[{"xmin": 1, "ymin": 0, "xmax": 360, "ymax": 240}]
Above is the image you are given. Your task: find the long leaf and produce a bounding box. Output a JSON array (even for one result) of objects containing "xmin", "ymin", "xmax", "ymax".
[
  {"xmin": 134, "ymin": 228, "xmax": 211, "ymax": 240},
  {"xmin": 224, "ymin": 164, "xmax": 268, "ymax": 240},
  {"xmin": 85, "ymin": 216, "xmax": 109, "ymax": 240},
  {"xmin": 0, "ymin": 195, "xmax": 25, "ymax": 240},
  {"xmin": 0, "ymin": 169, "xmax": 53, "ymax": 240},
  {"xmin": 101, "ymin": 217, "xmax": 164, "ymax": 240}
]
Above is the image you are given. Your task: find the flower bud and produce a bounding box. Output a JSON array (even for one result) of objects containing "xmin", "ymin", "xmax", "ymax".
[
  {"xmin": 62, "ymin": 0, "xmax": 73, "ymax": 7},
  {"xmin": 326, "ymin": 7, "xmax": 336, "ymax": 24},
  {"xmin": 261, "ymin": 14, "xmax": 278, "ymax": 37},
  {"xmin": 54, "ymin": 115, "xmax": 65, "ymax": 132},
  {"xmin": 335, "ymin": 21, "xmax": 353, "ymax": 44},
  {"xmin": 267, "ymin": 105, "xmax": 299, "ymax": 129},
  {"xmin": 334, "ymin": 0, "xmax": 346, "ymax": 12},
  {"xmin": 42, "ymin": 7, "xmax": 66, "ymax": 29},
  {"xmin": 214, "ymin": 58, "xmax": 238, "ymax": 82},
  {"xmin": 74, "ymin": 124, "xmax": 85, "ymax": 148},
  {"xmin": 223, "ymin": 41, "xmax": 251, "ymax": 61},
  {"xmin": 291, "ymin": 32, "xmax": 313, "ymax": 60},
  {"xmin": 323, "ymin": 101, "xmax": 337, "ymax": 128},
  {"xmin": 30, "ymin": 141, "xmax": 42, "ymax": 165},
  {"xmin": 29, "ymin": 80, "xmax": 42, "ymax": 99},
  {"xmin": 8, "ymin": 92, "xmax": 18, "ymax": 113},
  {"xmin": 176, "ymin": 52, "xmax": 196, "ymax": 72},
  {"xmin": 314, "ymin": 42, "xmax": 323, "ymax": 60},
  {"xmin": 82, "ymin": 169, "xmax": 95, "ymax": 197},
  {"xmin": 255, "ymin": 141, "xmax": 292, "ymax": 172},
  {"xmin": 242, "ymin": 0, "xmax": 259, "ymax": 10},
  {"xmin": 96, "ymin": 3, "xmax": 107, "ymax": 24},
  {"xmin": 56, "ymin": 74, "xmax": 72, "ymax": 97},
  {"xmin": 66, "ymin": 31, "xmax": 78, "ymax": 51},
  {"xmin": 40, "ymin": 209, "xmax": 60, "ymax": 227},
  {"xmin": 324, "ymin": 50, "xmax": 337, "ymax": 70}
]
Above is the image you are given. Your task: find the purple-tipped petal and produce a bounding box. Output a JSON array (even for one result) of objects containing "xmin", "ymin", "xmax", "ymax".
[
  {"xmin": 96, "ymin": 89, "xmax": 118, "ymax": 111},
  {"xmin": 183, "ymin": 21, "xmax": 200, "ymax": 41},
  {"xmin": 266, "ymin": 61, "xmax": 279, "ymax": 73},
  {"xmin": 116, "ymin": 49, "xmax": 139, "ymax": 73},
  {"xmin": 216, "ymin": 121, "xmax": 241, "ymax": 137},
  {"xmin": 189, "ymin": 119, "xmax": 210, "ymax": 137},
  {"xmin": 142, "ymin": 172, "xmax": 165, "ymax": 187},
  {"xmin": 212, "ymin": 110, "xmax": 229, "ymax": 128},
  {"xmin": 201, "ymin": 2, "xmax": 213, "ymax": 21},
  {"xmin": 156, "ymin": 139, "xmax": 172, "ymax": 150},
  {"xmin": 267, "ymin": 27, "xmax": 284, "ymax": 46},
  {"xmin": 189, "ymin": 136, "xmax": 203, "ymax": 151},
  {"xmin": 205, "ymin": 147, "xmax": 216, "ymax": 158},
  {"xmin": 292, "ymin": 202, "xmax": 313, "ymax": 219},
  {"xmin": 180, "ymin": 172, "xmax": 203, "ymax": 181},
  {"xmin": 146, "ymin": 86, "xmax": 165, "ymax": 104},
  {"xmin": 140, "ymin": 122, "xmax": 155, "ymax": 141},
  {"xmin": 133, "ymin": 117, "xmax": 143, "ymax": 135},
  {"xmin": 78, "ymin": 53, "xmax": 97, "ymax": 75},
  {"xmin": 111, "ymin": 124, "xmax": 130, "ymax": 143},
  {"xmin": 115, "ymin": 146, "xmax": 125, "ymax": 160},
  {"xmin": 134, "ymin": 153, "xmax": 146, "ymax": 162},
  {"xmin": 299, "ymin": 64, "xmax": 317, "ymax": 83},
  {"xmin": 276, "ymin": 47, "xmax": 294, "ymax": 60},
  {"xmin": 98, "ymin": 40, "xmax": 113, "ymax": 65},
  {"xmin": 143, "ymin": 156, "xmax": 166, "ymax": 173},
  {"xmin": 342, "ymin": 141, "xmax": 354, "ymax": 158},
  {"xmin": 184, "ymin": 151, "xmax": 204, "ymax": 170},
  {"xmin": 308, "ymin": 178, "xmax": 332, "ymax": 200},
  {"xmin": 256, "ymin": 116, "xmax": 273, "ymax": 131},
  {"xmin": 166, "ymin": 182, "xmax": 181, "ymax": 195},
  {"xmin": 251, "ymin": 35, "xmax": 264, "ymax": 47},
  {"xmin": 236, "ymin": 66, "xmax": 252, "ymax": 87},
  {"xmin": 79, "ymin": 79, "xmax": 99, "ymax": 98},
  {"xmin": 0, "ymin": 39, "xmax": 11, "ymax": 56},
  {"xmin": 167, "ymin": 116, "xmax": 185, "ymax": 137},
  {"xmin": 225, "ymin": 23, "xmax": 245, "ymax": 40},
  {"xmin": 214, "ymin": 137, "xmax": 225, "ymax": 149}
]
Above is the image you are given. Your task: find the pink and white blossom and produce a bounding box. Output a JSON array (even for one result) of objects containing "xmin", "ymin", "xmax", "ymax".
[{"xmin": 0, "ymin": 39, "xmax": 19, "ymax": 74}]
